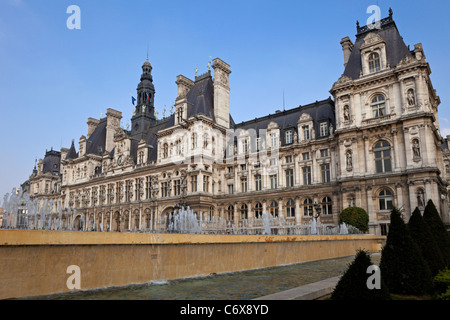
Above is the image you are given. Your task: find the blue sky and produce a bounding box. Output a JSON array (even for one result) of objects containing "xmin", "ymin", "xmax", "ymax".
[{"xmin": 1, "ymin": 0, "xmax": 450, "ymax": 199}]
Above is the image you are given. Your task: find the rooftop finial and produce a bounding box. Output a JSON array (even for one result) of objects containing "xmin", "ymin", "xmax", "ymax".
[
  {"xmin": 146, "ymin": 44, "xmax": 149, "ymax": 62},
  {"xmin": 389, "ymin": 7, "xmax": 393, "ymax": 19}
]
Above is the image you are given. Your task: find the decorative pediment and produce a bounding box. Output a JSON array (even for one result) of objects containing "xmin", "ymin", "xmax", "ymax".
[
  {"xmin": 332, "ymin": 75, "xmax": 353, "ymax": 89},
  {"xmin": 267, "ymin": 121, "xmax": 279, "ymax": 130},
  {"xmin": 360, "ymin": 33, "xmax": 385, "ymax": 50},
  {"xmin": 298, "ymin": 113, "xmax": 313, "ymax": 123}
]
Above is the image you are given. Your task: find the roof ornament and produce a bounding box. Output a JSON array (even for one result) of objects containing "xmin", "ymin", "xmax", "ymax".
[
  {"xmin": 389, "ymin": 7, "xmax": 393, "ymax": 19},
  {"xmin": 207, "ymin": 56, "xmax": 212, "ymax": 71},
  {"xmin": 195, "ymin": 64, "xmax": 199, "ymax": 77}
]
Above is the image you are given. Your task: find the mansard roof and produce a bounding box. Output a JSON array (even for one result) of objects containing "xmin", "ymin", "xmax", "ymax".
[
  {"xmin": 234, "ymin": 97, "xmax": 335, "ymax": 143},
  {"xmin": 85, "ymin": 119, "xmax": 107, "ymax": 155},
  {"xmin": 42, "ymin": 149, "xmax": 61, "ymax": 175},
  {"xmin": 186, "ymin": 71, "xmax": 215, "ymax": 120},
  {"xmin": 343, "ymin": 14, "xmax": 412, "ymax": 80}
]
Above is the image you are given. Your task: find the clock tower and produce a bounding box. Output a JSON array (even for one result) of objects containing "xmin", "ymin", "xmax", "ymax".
[{"xmin": 131, "ymin": 59, "xmax": 157, "ymax": 139}]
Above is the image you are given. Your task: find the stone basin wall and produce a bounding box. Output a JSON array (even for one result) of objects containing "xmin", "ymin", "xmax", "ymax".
[{"xmin": 0, "ymin": 230, "xmax": 385, "ymax": 299}]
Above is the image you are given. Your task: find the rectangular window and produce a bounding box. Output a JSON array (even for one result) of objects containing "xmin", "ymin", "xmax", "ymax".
[
  {"xmin": 320, "ymin": 122, "xmax": 329, "ymax": 137},
  {"xmin": 242, "ymin": 139, "xmax": 249, "ymax": 154},
  {"xmin": 320, "ymin": 149, "xmax": 329, "ymax": 158},
  {"xmin": 270, "ymin": 174, "xmax": 278, "ymax": 189},
  {"xmin": 161, "ymin": 182, "xmax": 168, "ymax": 198},
  {"xmin": 270, "ymin": 158, "xmax": 277, "ymax": 167},
  {"xmin": 321, "ymin": 164, "xmax": 331, "ymax": 183},
  {"xmin": 174, "ymin": 179, "xmax": 181, "ymax": 196},
  {"xmin": 228, "ymin": 166, "xmax": 234, "ymax": 173},
  {"xmin": 255, "ymin": 174, "xmax": 262, "ymax": 191},
  {"xmin": 203, "ymin": 176, "xmax": 209, "ymax": 193},
  {"xmin": 285, "ymin": 155, "xmax": 293, "ymax": 163},
  {"xmin": 228, "ymin": 184, "xmax": 234, "ymax": 195},
  {"xmin": 302, "ymin": 152, "xmax": 310, "ymax": 161},
  {"xmin": 271, "ymin": 133, "xmax": 278, "ymax": 147},
  {"xmin": 285, "ymin": 169, "xmax": 294, "ymax": 187},
  {"xmin": 241, "ymin": 178, "xmax": 248, "ymax": 193},
  {"xmin": 303, "ymin": 126, "xmax": 310, "ymax": 140},
  {"xmin": 240, "ymin": 164, "xmax": 247, "ymax": 171},
  {"xmin": 303, "ymin": 167, "xmax": 312, "ymax": 185},
  {"xmin": 256, "ymin": 137, "xmax": 262, "ymax": 151},
  {"xmin": 285, "ymin": 130, "xmax": 293, "ymax": 144},
  {"xmin": 191, "ymin": 175, "xmax": 198, "ymax": 192}
]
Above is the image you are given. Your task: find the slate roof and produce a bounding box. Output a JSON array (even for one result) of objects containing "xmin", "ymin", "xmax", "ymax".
[
  {"xmin": 343, "ymin": 16, "xmax": 412, "ymax": 80},
  {"xmin": 65, "ymin": 140, "xmax": 78, "ymax": 160},
  {"xmin": 186, "ymin": 71, "xmax": 215, "ymax": 120},
  {"xmin": 42, "ymin": 149, "xmax": 61, "ymax": 175},
  {"xmin": 234, "ymin": 98, "xmax": 335, "ymax": 146}
]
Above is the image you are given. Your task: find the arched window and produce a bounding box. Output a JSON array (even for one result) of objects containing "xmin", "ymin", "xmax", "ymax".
[
  {"xmin": 379, "ymin": 189, "xmax": 393, "ymax": 211},
  {"xmin": 321, "ymin": 197, "xmax": 333, "ymax": 215},
  {"xmin": 303, "ymin": 198, "xmax": 313, "ymax": 216},
  {"xmin": 269, "ymin": 201, "xmax": 278, "ymax": 217},
  {"xmin": 286, "ymin": 199, "xmax": 295, "ymax": 218},
  {"xmin": 240, "ymin": 204, "xmax": 248, "ymax": 220},
  {"xmin": 371, "ymin": 95, "xmax": 386, "ymax": 118},
  {"xmin": 374, "ymin": 141, "xmax": 392, "ymax": 173},
  {"xmin": 369, "ymin": 52, "xmax": 381, "ymax": 73},
  {"xmin": 226, "ymin": 205, "xmax": 234, "ymax": 221},
  {"xmin": 254, "ymin": 202, "xmax": 263, "ymax": 218}
]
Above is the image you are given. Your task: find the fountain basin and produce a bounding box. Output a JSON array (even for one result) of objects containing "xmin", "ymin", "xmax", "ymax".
[{"xmin": 0, "ymin": 230, "xmax": 385, "ymax": 300}]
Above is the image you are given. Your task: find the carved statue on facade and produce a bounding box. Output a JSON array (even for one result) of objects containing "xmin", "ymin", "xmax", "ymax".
[
  {"xmin": 407, "ymin": 89, "xmax": 416, "ymax": 106},
  {"xmin": 343, "ymin": 105, "xmax": 350, "ymax": 121},
  {"xmin": 346, "ymin": 151, "xmax": 353, "ymax": 169},
  {"xmin": 413, "ymin": 140, "xmax": 421, "ymax": 158}
]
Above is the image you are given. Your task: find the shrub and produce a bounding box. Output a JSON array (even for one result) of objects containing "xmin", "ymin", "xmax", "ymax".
[
  {"xmin": 339, "ymin": 207, "xmax": 369, "ymax": 233},
  {"xmin": 423, "ymin": 200, "xmax": 450, "ymax": 268},
  {"xmin": 379, "ymin": 207, "xmax": 433, "ymax": 295},
  {"xmin": 408, "ymin": 207, "xmax": 446, "ymax": 276},
  {"xmin": 433, "ymin": 269, "xmax": 450, "ymax": 296},
  {"xmin": 331, "ymin": 250, "xmax": 391, "ymax": 300}
]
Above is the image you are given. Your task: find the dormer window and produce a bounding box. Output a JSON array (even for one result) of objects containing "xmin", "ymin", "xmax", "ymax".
[
  {"xmin": 369, "ymin": 52, "xmax": 381, "ymax": 73},
  {"xmin": 319, "ymin": 122, "xmax": 329, "ymax": 137},
  {"xmin": 285, "ymin": 130, "xmax": 293, "ymax": 145},
  {"xmin": 302, "ymin": 125, "xmax": 310, "ymax": 140},
  {"xmin": 371, "ymin": 95, "xmax": 386, "ymax": 118}
]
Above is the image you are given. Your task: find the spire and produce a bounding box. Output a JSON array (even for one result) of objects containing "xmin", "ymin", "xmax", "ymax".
[{"xmin": 65, "ymin": 139, "xmax": 78, "ymax": 160}]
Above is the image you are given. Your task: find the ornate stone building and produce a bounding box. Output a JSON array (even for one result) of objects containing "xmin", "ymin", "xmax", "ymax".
[{"xmin": 25, "ymin": 11, "xmax": 450, "ymax": 235}]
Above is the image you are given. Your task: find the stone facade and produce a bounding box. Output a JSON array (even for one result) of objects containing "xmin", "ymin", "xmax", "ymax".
[{"xmin": 25, "ymin": 13, "xmax": 450, "ymax": 235}]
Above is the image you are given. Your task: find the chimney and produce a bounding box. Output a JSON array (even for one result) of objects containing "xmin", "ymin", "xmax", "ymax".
[
  {"xmin": 105, "ymin": 108, "xmax": 122, "ymax": 152},
  {"xmin": 174, "ymin": 75, "xmax": 194, "ymax": 126},
  {"xmin": 176, "ymin": 75, "xmax": 194, "ymax": 99},
  {"xmin": 340, "ymin": 37, "xmax": 354, "ymax": 67},
  {"xmin": 87, "ymin": 118, "xmax": 100, "ymax": 139},
  {"xmin": 212, "ymin": 58, "xmax": 231, "ymax": 129}
]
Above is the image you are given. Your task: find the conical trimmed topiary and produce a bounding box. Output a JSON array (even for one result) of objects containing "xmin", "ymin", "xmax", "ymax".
[
  {"xmin": 408, "ymin": 207, "xmax": 446, "ymax": 276},
  {"xmin": 331, "ymin": 250, "xmax": 391, "ymax": 300},
  {"xmin": 379, "ymin": 207, "xmax": 433, "ymax": 295},
  {"xmin": 423, "ymin": 200, "xmax": 450, "ymax": 268}
]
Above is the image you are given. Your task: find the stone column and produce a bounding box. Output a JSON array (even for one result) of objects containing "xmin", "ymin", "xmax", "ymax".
[{"xmin": 295, "ymin": 196, "xmax": 301, "ymax": 226}]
